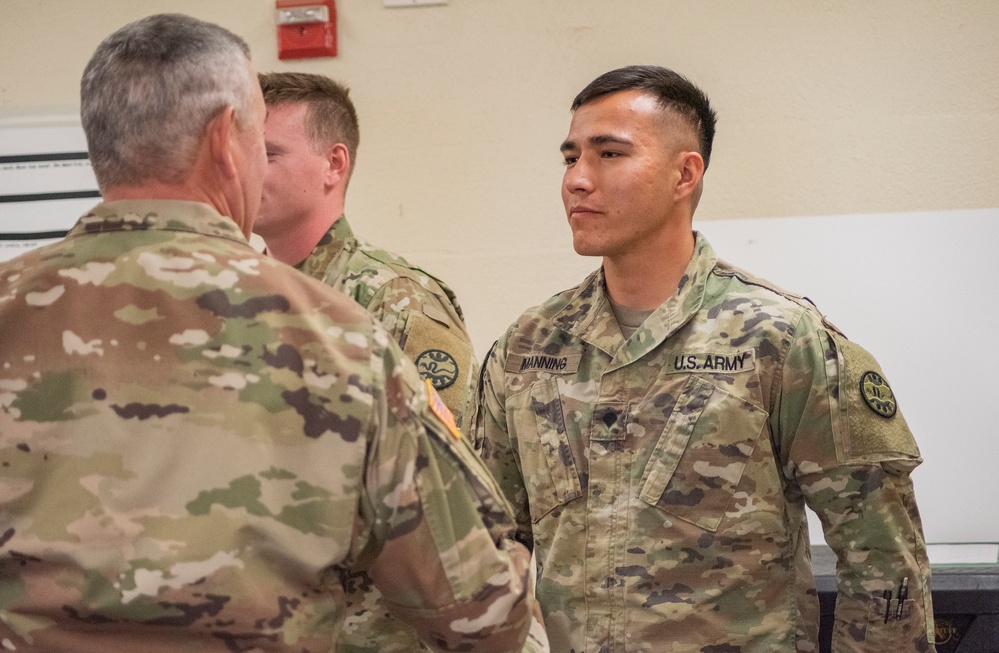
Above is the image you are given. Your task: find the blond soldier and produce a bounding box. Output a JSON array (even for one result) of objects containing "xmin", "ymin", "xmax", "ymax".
[
  {"xmin": 254, "ymin": 72, "xmax": 475, "ymax": 430},
  {"xmin": 251, "ymin": 71, "xmax": 512, "ymax": 653},
  {"xmin": 0, "ymin": 14, "xmax": 538, "ymax": 652},
  {"xmin": 473, "ymin": 65, "xmax": 935, "ymax": 652}
]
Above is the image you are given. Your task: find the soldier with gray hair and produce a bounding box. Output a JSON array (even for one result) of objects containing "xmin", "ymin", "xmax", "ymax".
[
  {"xmin": 473, "ymin": 65, "xmax": 935, "ymax": 652},
  {"xmin": 0, "ymin": 13, "xmax": 538, "ymax": 652}
]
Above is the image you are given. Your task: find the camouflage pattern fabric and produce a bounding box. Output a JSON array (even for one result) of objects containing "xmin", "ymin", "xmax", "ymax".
[
  {"xmin": 473, "ymin": 232, "xmax": 935, "ymax": 652},
  {"xmin": 0, "ymin": 200, "xmax": 536, "ymax": 653},
  {"xmin": 295, "ymin": 215, "xmax": 509, "ymax": 652},
  {"xmin": 297, "ymin": 216, "xmax": 476, "ymax": 429}
]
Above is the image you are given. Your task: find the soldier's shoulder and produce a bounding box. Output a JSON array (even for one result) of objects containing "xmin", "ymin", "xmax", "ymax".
[
  {"xmin": 340, "ymin": 241, "xmax": 420, "ymax": 302},
  {"xmin": 711, "ymin": 257, "xmax": 823, "ymax": 317},
  {"xmin": 499, "ymin": 280, "xmax": 587, "ymax": 345},
  {"xmin": 252, "ymin": 248, "xmax": 371, "ymax": 317},
  {"xmin": 352, "ymin": 238, "xmax": 409, "ymax": 277},
  {"xmin": 0, "ymin": 241, "xmax": 63, "ymax": 279},
  {"xmin": 352, "ymin": 240, "xmax": 467, "ymax": 316},
  {"xmin": 368, "ymin": 247, "xmax": 453, "ymax": 296}
]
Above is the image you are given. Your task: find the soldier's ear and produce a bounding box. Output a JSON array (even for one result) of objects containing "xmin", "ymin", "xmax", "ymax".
[
  {"xmin": 208, "ymin": 105, "xmax": 240, "ymax": 181},
  {"xmin": 325, "ymin": 142, "xmax": 350, "ymax": 188},
  {"xmin": 675, "ymin": 150, "xmax": 704, "ymax": 203}
]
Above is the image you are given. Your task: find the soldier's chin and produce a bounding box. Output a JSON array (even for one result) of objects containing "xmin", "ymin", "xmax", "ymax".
[{"xmin": 570, "ymin": 236, "xmax": 605, "ymax": 258}]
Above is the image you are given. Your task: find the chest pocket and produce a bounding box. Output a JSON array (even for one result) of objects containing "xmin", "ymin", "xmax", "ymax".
[
  {"xmin": 639, "ymin": 375, "xmax": 767, "ymax": 531},
  {"xmin": 509, "ymin": 379, "xmax": 583, "ymax": 523}
]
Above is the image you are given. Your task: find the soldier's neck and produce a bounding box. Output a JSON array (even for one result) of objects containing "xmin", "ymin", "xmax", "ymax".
[
  {"xmin": 260, "ymin": 208, "xmax": 341, "ymax": 267},
  {"xmin": 602, "ymin": 230, "xmax": 694, "ymax": 311}
]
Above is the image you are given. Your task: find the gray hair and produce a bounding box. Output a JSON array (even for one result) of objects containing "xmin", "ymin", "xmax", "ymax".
[{"xmin": 81, "ymin": 14, "xmax": 254, "ymax": 189}]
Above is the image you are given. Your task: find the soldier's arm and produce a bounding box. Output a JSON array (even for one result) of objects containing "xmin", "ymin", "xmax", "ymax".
[
  {"xmin": 470, "ymin": 339, "xmax": 535, "ymax": 552},
  {"xmin": 469, "ymin": 339, "xmax": 549, "ymax": 653},
  {"xmin": 366, "ymin": 277, "xmax": 477, "ymax": 431},
  {"xmin": 360, "ymin": 340, "xmax": 535, "ymax": 653},
  {"xmin": 775, "ymin": 315, "xmax": 935, "ymax": 652}
]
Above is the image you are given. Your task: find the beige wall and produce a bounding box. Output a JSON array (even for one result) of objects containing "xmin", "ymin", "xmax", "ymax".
[{"xmin": 2, "ymin": 0, "xmax": 997, "ymax": 357}]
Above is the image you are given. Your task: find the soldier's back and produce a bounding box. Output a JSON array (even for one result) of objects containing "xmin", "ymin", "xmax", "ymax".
[{"xmin": 0, "ymin": 201, "xmax": 397, "ymax": 651}]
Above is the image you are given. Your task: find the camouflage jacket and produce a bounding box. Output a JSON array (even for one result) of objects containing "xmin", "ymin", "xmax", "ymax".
[
  {"xmin": 473, "ymin": 233, "xmax": 935, "ymax": 652},
  {"xmin": 298, "ymin": 216, "xmax": 475, "ymax": 430},
  {"xmin": 0, "ymin": 200, "xmax": 536, "ymax": 653},
  {"xmin": 294, "ymin": 217, "xmax": 536, "ymax": 652}
]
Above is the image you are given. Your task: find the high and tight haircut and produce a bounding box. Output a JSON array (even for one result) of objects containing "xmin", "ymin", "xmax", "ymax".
[
  {"xmin": 258, "ymin": 72, "xmax": 360, "ymax": 174},
  {"xmin": 571, "ymin": 65, "xmax": 717, "ymax": 170},
  {"xmin": 80, "ymin": 13, "xmax": 254, "ymax": 190}
]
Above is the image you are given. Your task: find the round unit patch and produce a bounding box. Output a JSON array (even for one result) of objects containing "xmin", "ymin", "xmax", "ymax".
[
  {"xmin": 415, "ymin": 349, "xmax": 459, "ymax": 390},
  {"xmin": 859, "ymin": 370, "xmax": 897, "ymax": 418}
]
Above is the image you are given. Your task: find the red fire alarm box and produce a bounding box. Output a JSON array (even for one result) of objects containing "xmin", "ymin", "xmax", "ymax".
[{"xmin": 276, "ymin": 0, "xmax": 336, "ymax": 60}]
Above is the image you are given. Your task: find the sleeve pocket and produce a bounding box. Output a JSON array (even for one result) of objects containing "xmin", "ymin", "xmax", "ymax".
[{"xmin": 831, "ymin": 595, "xmax": 925, "ymax": 650}]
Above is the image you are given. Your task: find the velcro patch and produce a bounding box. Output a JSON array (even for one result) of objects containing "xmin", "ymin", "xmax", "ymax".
[
  {"xmin": 505, "ymin": 353, "xmax": 581, "ymax": 374},
  {"xmin": 403, "ymin": 311, "xmax": 472, "ymax": 421},
  {"xmin": 859, "ymin": 370, "xmax": 897, "ymax": 418},
  {"xmin": 835, "ymin": 336, "xmax": 920, "ymax": 459},
  {"xmin": 426, "ymin": 379, "xmax": 461, "ymax": 440},
  {"xmin": 665, "ymin": 350, "xmax": 755, "ymax": 374}
]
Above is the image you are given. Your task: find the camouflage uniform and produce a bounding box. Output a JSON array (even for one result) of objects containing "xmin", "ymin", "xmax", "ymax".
[
  {"xmin": 293, "ymin": 216, "xmax": 516, "ymax": 652},
  {"xmin": 298, "ymin": 216, "xmax": 475, "ymax": 429},
  {"xmin": 473, "ymin": 233, "xmax": 935, "ymax": 652},
  {"xmin": 0, "ymin": 200, "xmax": 536, "ymax": 653}
]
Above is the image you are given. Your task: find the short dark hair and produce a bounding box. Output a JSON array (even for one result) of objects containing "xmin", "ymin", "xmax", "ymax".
[
  {"xmin": 572, "ymin": 65, "xmax": 717, "ymax": 170},
  {"xmin": 258, "ymin": 72, "xmax": 360, "ymax": 174}
]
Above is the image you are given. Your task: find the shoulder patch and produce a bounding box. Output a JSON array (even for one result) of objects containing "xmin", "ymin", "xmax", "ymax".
[
  {"xmin": 403, "ymin": 311, "xmax": 473, "ymax": 422},
  {"xmin": 426, "ymin": 379, "xmax": 461, "ymax": 440},
  {"xmin": 859, "ymin": 370, "xmax": 897, "ymax": 418},
  {"xmin": 833, "ymin": 335, "xmax": 920, "ymax": 460},
  {"xmin": 416, "ymin": 349, "xmax": 459, "ymax": 390}
]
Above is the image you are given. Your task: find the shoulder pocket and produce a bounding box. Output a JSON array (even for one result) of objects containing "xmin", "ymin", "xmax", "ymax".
[
  {"xmin": 639, "ymin": 375, "xmax": 766, "ymax": 531},
  {"xmin": 420, "ymin": 301, "xmax": 453, "ymax": 327}
]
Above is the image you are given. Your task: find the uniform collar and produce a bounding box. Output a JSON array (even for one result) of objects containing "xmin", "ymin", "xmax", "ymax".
[
  {"xmin": 328, "ymin": 213, "xmax": 355, "ymax": 244},
  {"xmin": 296, "ymin": 214, "xmax": 353, "ymax": 272},
  {"xmin": 551, "ymin": 232, "xmax": 718, "ymax": 365},
  {"xmin": 71, "ymin": 200, "xmax": 249, "ymax": 244}
]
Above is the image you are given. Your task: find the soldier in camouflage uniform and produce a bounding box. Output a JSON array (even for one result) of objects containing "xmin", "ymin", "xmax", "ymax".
[
  {"xmin": 472, "ymin": 65, "xmax": 935, "ymax": 652},
  {"xmin": 0, "ymin": 14, "xmax": 538, "ymax": 652},
  {"xmin": 254, "ymin": 72, "xmax": 476, "ymax": 431},
  {"xmin": 252, "ymin": 71, "xmax": 517, "ymax": 653}
]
